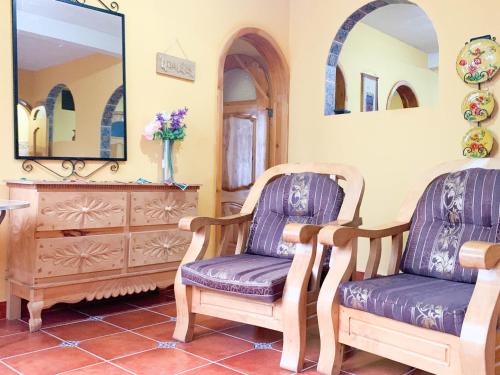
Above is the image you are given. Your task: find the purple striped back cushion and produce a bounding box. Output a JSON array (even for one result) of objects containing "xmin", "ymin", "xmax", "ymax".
[
  {"xmin": 245, "ymin": 172, "xmax": 345, "ymax": 259},
  {"xmin": 400, "ymin": 168, "xmax": 500, "ymax": 283}
]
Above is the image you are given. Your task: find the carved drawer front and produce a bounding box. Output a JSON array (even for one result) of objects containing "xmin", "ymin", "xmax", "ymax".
[
  {"xmin": 36, "ymin": 234, "xmax": 126, "ymax": 278},
  {"xmin": 129, "ymin": 229, "xmax": 192, "ymax": 267},
  {"xmin": 130, "ymin": 192, "xmax": 197, "ymax": 226},
  {"xmin": 37, "ymin": 192, "xmax": 127, "ymax": 231}
]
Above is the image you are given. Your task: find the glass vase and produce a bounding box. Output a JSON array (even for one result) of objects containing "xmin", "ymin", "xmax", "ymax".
[{"xmin": 162, "ymin": 139, "xmax": 175, "ymax": 183}]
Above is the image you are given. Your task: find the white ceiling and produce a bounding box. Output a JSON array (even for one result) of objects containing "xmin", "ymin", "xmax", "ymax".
[
  {"xmin": 361, "ymin": 4, "xmax": 438, "ymax": 54},
  {"xmin": 16, "ymin": 0, "xmax": 122, "ymax": 70}
]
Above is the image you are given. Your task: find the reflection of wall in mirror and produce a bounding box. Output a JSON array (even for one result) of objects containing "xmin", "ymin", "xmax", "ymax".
[
  {"xmin": 338, "ymin": 22, "xmax": 438, "ymax": 114},
  {"xmin": 17, "ymin": 53, "xmax": 122, "ymax": 158}
]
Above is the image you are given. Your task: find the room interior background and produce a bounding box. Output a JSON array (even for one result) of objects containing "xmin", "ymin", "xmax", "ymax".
[{"xmin": 0, "ymin": 0, "xmax": 498, "ymax": 302}]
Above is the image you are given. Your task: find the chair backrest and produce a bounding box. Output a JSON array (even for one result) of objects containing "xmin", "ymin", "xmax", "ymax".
[
  {"xmin": 400, "ymin": 167, "xmax": 500, "ymax": 283},
  {"xmin": 246, "ymin": 172, "xmax": 344, "ymax": 258},
  {"xmin": 241, "ymin": 163, "xmax": 364, "ymax": 259}
]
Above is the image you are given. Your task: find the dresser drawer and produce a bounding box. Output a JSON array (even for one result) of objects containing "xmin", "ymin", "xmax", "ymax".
[
  {"xmin": 37, "ymin": 192, "xmax": 127, "ymax": 231},
  {"xmin": 129, "ymin": 229, "xmax": 192, "ymax": 267},
  {"xmin": 36, "ymin": 234, "xmax": 126, "ymax": 278},
  {"xmin": 130, "ymin": 192, "xmax": 197, "ymax": 226}
]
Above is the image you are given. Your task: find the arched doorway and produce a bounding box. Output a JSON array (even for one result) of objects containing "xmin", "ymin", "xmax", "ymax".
[
  {"xmin": 334, "ymin": 65, "xmax": 348, "ymax": 114},
  {"xmin": 216, "ymin": 28, "xmax": 289, "ymax": 246},
  {"xmin": 387, "ymin": 81, "xmax": 419, "ymax": 109}
]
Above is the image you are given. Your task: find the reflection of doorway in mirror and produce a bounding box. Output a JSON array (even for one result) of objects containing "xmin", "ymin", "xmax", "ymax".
[{"xmin": 16, "ymin": 101, "xmax": 31, "ymax": 157}]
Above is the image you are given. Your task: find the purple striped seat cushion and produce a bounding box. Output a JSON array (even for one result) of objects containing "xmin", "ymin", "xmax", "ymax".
[
  {"xmin": 181, "ymin": 254, "xmax": 292, "ymax": 302},
  {"xmin": 246, "ymin": 172, "xmax": 344, "ymax": 259},
  {"xmin": 340, "ymin": 273, "xmax": 474, "ymax": 336},
  {"xmin": 400, "ymin": 168, "xmax": 500, "ymax": 283}
]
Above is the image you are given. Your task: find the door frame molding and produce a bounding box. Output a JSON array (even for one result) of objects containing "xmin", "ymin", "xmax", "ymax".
[{"xmin": 216, "ymin": 27, "xmax": 290, "ymax": 217}]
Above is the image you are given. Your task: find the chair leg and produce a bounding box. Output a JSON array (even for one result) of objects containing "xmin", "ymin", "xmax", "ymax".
[
  {"xmin": 316, "ymin": 312, "xmax": 343, "ymax": 375},
  {"xmin": 317, "ymin": 277, "xmax": 344, "ymax": 374},
  {"xmin": 280, "ymin": 306, "xmax": 306, "ymax": 372},
  {"xmin": 172, "ymin": 283, "xmax": 195, "ymax": 343}
]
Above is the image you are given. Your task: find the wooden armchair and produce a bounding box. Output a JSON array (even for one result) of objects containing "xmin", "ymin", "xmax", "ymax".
[
  {"xmin": 173, "ymin": 163, "xmax": 364, "ymax": 372},
  {"xmin": 311, "ymin": 158, "xmax": 500, "ymax": 375}
]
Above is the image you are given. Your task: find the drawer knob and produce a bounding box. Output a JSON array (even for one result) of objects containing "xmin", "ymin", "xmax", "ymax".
[
  {"xmin": 164, "ymin": 206, "xmax": 172, "ymax": 212},
  {"xmin": 81, "ymin": 207, "xmax": 89, "ymax": 213}
]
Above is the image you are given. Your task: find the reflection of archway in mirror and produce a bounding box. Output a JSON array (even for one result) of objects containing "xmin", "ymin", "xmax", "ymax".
[
  {"xmin": 387, "ymin": 81, "xmax": 419, "ymax": 110},
  {"xmin": 45, "ymin": 83, "xmax": 75, "ymax": 157},
  {"xmin": 324, "ymin": 0, "xmax": 438, "ymax": 115},
  {"xmin": 334, "ymin": 65, "xmax": 348, "ymax": 114},
  {"xmin": 100, "ymin": 85, "xmax": 124, "ymax": 159},
  {"xmin": 16, "ymin": 100, "xmax": 32, "ymax": 157}
]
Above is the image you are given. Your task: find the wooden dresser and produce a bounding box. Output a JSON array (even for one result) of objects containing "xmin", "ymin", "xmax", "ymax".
[{"xmin": 6, "ymin": 181, "xmax": 199, "ymax": 331}]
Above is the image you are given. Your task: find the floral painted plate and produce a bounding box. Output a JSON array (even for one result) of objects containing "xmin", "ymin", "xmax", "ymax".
[
  {"xmin": 462, "ymin": 127, "xmax": 494, "ymax": 158},
  {"xmin": 461, "ymin": 90, "xmax": 495, "ymax": 122},
  {"xmin": 456, "ymin": 37, "xmax": 499, "ymax": 83}
]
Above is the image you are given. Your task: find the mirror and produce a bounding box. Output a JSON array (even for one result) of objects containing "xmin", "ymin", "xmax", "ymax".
[
  {"xmin": 13, "ymin": 0, "xmax": 126, "ymax": 160},
  {"xmin": 328, "ymin": 3, "xmax": 438, "ymax": 115}
]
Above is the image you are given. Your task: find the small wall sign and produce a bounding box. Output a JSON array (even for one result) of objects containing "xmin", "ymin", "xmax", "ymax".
[{"xmin": 156, "ymin": 53, "xmax": 196, "ymax": 81}]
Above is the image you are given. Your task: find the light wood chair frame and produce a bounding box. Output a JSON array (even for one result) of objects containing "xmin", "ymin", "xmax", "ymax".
[
  {"xmin": 306, "ymin": 158, "xmax": 500, "ymax": 375},
  {"xmin": 173, "ymin": 163, "xmax": 364, "ymax": 372}
]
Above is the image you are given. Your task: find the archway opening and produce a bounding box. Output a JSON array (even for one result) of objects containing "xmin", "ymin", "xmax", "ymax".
[
  {"xmin": 324, "ymin": 1, "xmax": 438, "ymax": 115},
  {"xmin": 216, "ymin": 28, "xmax": 289, "ymax": 247},
  {"xmin": 334, "ymin": 66, "xmax": 348, "ymax": 114},
  {"xmin": 387, "ymin": 82, "xmax": 419, "ymax": 110}
]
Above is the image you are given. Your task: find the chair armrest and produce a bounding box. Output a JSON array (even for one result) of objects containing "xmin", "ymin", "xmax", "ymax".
[
  {"xmin": 283, "ymin": 218, "xmax": 362, "ymax": 244},
  {"xmin": 179, "ymin": 213, "xmax": 253, "ymax": 232},
  {"xmin": 318, "ymin": 221, "xmax": 411, "ymax": 247},
  {"xmin": 460, "ymin": 241, "xmax": 500, "ymax": 269}
]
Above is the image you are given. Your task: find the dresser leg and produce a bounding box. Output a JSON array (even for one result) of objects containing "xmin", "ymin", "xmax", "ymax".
[
  {"xmin": 27, "ymin": 301, "xmax": 43, "ymax": 332},
  {"xmin": 6, "ymin": 283, "xmax": 21, "ymax": 320}
]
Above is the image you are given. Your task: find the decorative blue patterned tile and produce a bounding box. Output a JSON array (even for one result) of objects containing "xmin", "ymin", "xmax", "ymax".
[
  {"xmin": 361, "ymin": 2, "xmax": 378, "ymax": 13},
  {"xmin": 60, "ymin": 341, "xmax": 80, "ymax": 347},
  {"xmin": 371, "ymin": 0, "xmax": 390, "ymax": 8},
  {"xmin": 87, "ymin": 316, "xmax": 104, "ymax": 321},
  {"xmin": 340, "ymin": 18, "xmax": 356, "ymax": 32},
  {"xmin": 254, "ymin": 343, "xmax": 273, "ymax": 350},
  {"xmin": 334, "ymin": 28, "xmax": 349, "ymax": 44},
  {"xmin": 158, "ymin": 341, "xmax": 177, "ymax": 348},
  {"xmin": 327, "ymin": 53, "xmax": 338, "ymax": 67},
  {"xmin": 329, "ymin": 41, "xmax": 342, "ymax": 56},
  {"xmin": 349, "ymin": 9, "xmax": 366, "ymax": 23}
]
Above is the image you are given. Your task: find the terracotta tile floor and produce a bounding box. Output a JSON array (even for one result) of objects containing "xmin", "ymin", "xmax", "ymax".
[{"xmin": 0, "ymin": 289, "xmax": 432, "ymax": 375}]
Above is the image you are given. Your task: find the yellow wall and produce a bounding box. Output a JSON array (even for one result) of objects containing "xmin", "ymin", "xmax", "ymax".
[
  {"xmin": 288, "ymin": 0, "xmax": 499, "ymax": 272},
  {"xmin": 0, "ymin": 0, "xmax": 290, "ymax": 301},
  {"xmin": 338, "ymin": 22, "xmax": 438, "ymax": 112}
]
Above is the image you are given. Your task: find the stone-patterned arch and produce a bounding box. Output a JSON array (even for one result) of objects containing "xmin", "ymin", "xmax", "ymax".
[
  {"xmin": 324, "ymin": 0, "xmax": 417, "ymax": 116},
  {"xmin": 45, "ymin": 83, "xmax": 72, "ymax": 156},
  {"xmin": 100, "ymin": 85, "xmax": 124, "ymax": 158}
]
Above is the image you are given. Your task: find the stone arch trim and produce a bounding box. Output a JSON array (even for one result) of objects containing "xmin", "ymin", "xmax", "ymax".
[
  {"xmin": 100, "ymin": 85, "xmax": 124, "ymax": 158},
  {"xmin": 45, "ymin": 83, "xmax": 71, "ymax": 156},
  {"xmin": 324, "ymin": 0, "xmax": 416, "ymax": 115}
]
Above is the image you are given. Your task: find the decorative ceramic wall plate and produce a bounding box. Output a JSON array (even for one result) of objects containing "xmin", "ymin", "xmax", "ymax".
[
  {"xmin": 462, "ymin": 127, "xmax": 494, "ymax": 158},
  {"xmin": 456, "ymin": 37, "xmax": 499, "ymax": 83},
  {"xmin": 461, "ymin": 90, "xmax": 495, "ymax": 122}
]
